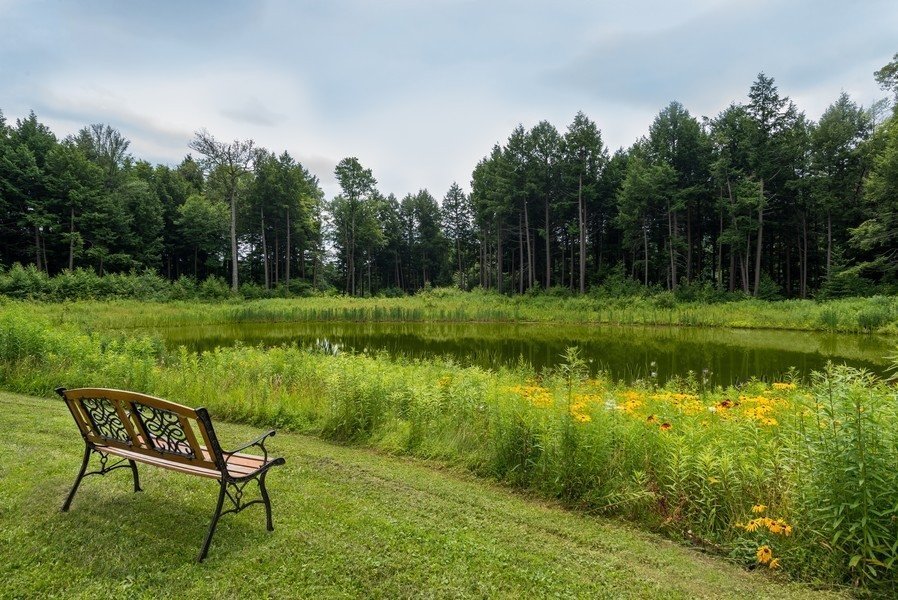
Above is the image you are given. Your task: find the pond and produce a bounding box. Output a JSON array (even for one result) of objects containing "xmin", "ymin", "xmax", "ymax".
[{"xmin": 151, "ymin": 321, "xmax": 896, "ymax": 386}]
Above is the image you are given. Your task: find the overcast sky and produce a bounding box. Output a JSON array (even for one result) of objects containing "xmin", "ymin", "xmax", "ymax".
[{"xmin": 2, "ymin": 0, "xmax": 895, "ymax": 199}]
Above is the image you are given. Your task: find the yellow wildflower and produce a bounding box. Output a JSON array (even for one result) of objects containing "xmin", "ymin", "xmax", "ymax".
[
  {"xmin": 508, "ymin": 384, "xmax": 553, "ymax": 408},
  {"xmin": 743, "ymin": 520, "xmax": 760, "ymax": 532},
  {"xmin": 768, "ymin": 558, "xmax": 781, "ymax": 570},
  {"xmin": 772, "ymin": 382, "xmax": 795, "ymax": 390},
  {"xmin": 756, "ymin": 545, "xmax": 773, "ymax": 565},
  {"xmin": 751, "ymin": 504, "xmax": 767, "ymax": 514},
  {"xmin": 659, "ymin": 422, "xmax": 672, "ymax": 431}
]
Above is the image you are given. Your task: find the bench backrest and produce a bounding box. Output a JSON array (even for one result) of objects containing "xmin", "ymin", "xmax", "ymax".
[{"xmin": 57, "ymin": 388, "xmax": 224, "ymax": 472}]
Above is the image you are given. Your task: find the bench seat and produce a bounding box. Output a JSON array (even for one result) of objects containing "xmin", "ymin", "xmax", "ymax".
[
  {"xmin": 95, "ymin": 443, "xmax": 272, "ymax": 479},
  {"xmin": 56, "ymin": 387, "xmax": 286, "ymax": 561}
]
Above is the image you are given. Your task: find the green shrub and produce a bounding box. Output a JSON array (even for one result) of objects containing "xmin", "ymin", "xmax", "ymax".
[
  {"xmin": 0, "ymin": 264, "xmax": 51, "ymax": 299},
  {"xmin": 197, "ymin": 276, "xmax": 232, "ymax": 300},
  {"xmin": 378, "ymin": 286, "xmax": 406, "ymax": 298},
  {"xmin": 652, "ymin": 291, "xmax": 677, "ymax": 309},
  {"xmin": 817, "ymin": 270, "xmax": 878, "ymax": 300},
  {"xmin": 169, "ymin": 276, "xmax": 198, "ymax": 300},
  {"xmin": 591, "ymin": 266, "xmax": 646, "ymax": 299},
  {"xmin": 817, "ymin": 307, "xmax": 841, "ymax": 331},
  {"xmin": 856, "ymin": 305, "xmax": 892, "ymax": 332},
  {"xmin": 755, "ymin": 273, "xmax": 783, "ymax": 301},
  {"xmin": 239, "ymin": 282, "xmax": 271, "ymax": 300}
]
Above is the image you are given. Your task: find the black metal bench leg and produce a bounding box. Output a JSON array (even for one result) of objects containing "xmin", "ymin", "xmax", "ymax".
[
  {"xmin": 198, "ymin": 480, "xmax": 227, "ymax": 562},
  {"xmin": 62, "ymin": 446, "xmax": 91, "ymax": 512},
  {"xmin": 258, "ymin": 471, "xmax": 274, "ymax": 531},
  {"xmin": 128, "ymin": 460, "xmax": 142, "ymax": 492}
]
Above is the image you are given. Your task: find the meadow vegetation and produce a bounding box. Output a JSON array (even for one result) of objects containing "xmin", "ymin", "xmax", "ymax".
[
  {"xmin": 1, "ymin": 304, "xmax": 897, "ymax": 593},
  {"xmin": 2, "ymin": 265, "xmax": 897, "ymax": 335},
  {"xmin": 0, "ymin": 392, "xmax": 841, "ymax": 599}
]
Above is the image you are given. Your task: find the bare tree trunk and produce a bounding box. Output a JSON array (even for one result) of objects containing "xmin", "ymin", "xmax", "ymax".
[
  {"xmin": 560, "ymin": 231, "xmax": 565, "ymax": 288},
  {"xmin": 518, "ymin": 212, "xmax": 524, "ymax": 294},
  {"xmin": 229, "ymin": 189, "xmax": 239, "ymax": 291},
  {"xmin": 686, "ymin": 206, "xmax": 692, "ymax": 282},
  {"xmin": 643, "ymin": 223, "xmax": 649, "ymax": 287},
  {"xmin": 456, "ymin": 236, "xmax": 463, "ymax": 288},
  {"xmin": 753, "ymin": 179, "xmax": 764, "ymax": 296},
  {"xmin": 717, "ymin": 205, "xmax": 723, "ymax": 287},
  {"xmin": 578, "ymin": 174, "xmax": 586, "ymax": 294},
  {"xmin": 524, "ymin": 202, "xmax": 534, "ymax": 288},
  {"xmin": 479, "ymin": 231, "xmax": 485, "ymax": 288},
  {"xmin": 69, "ymin": 207, "xmax": 75, "ymax": 271},
  {"xmin": 801, "ymin": 213, "xmax": 808, "ymax": 298},
  {"xmin": 34, "ymin": 226, "xmax": 42, "ymax": 271},
  {"xmin": 285, "ymin": 209, "xmax": 291, "ymax": 290},
  {"xmin": 729, "ymin": 250, "xmax": 735, "ymax": 293},
  {"xmin": 785, "ymin": 241, "xmax": 792, "ymax": 297},
  {"xmin": 261, "ymin": 207, "xmax": 269, "ymax": 289},
  {"xmin": 826, "ymin": 209, "xmax": 832, "ymax": 278},
  {"xmin": 350, "ymin": 210, "xmax": 356, "ymax": 296},
  {"xmin": 544, "ymin": 196, "xmax": 551, "ymax": 289},
  {"xmin": 570, "ymin": 237, "xmax": 575, "ymax": 291},
  {"xmin": 496, "ymin": 218, "xmax": 503, "ymax": 294},
  {"xmin": 667, "ymin": 207, "xmax": 678, "ymax": 291}
]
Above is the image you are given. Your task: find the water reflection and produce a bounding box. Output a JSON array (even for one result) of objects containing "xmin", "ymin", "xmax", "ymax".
[{"xmin": 152, "ymin": 321, "xmax": 895, "ymax": 386}]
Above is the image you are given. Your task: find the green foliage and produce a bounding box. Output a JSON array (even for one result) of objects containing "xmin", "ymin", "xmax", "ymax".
[
  {"xmin": 856, "ymin": 303, "xmax": 892, "ymax": 332},
  {"xmin": 3, "ymin": 65, "xmax": 898, "ymax": 300},
  {"xmin": 591, "ymin": 264, "xmax": 647, "ymax": 298},
  {"xmin": 799, "ymin": 367, "xmax": 898, "ymax": 588},
  {"xmin": 197, "ymin": 276, "xmax": 232, "ymax": 300},
  {"xmin": 755, "ymin": 273, "xmax": 784, "ymax": 301},
  {"xmin": 817, "ymin": 269, "xmax": 879, "ymax": 299}
]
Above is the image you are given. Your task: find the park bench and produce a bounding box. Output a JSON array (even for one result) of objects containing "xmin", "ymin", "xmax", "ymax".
[{"xmin": 55, "ymin": 387, "xmax": 286, "ymax": 561}]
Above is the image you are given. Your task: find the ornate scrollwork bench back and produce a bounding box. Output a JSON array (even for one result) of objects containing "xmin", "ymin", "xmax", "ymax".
[{"xmin": 56, "ymin": 387, "xmax": 285, "ymax": 561}]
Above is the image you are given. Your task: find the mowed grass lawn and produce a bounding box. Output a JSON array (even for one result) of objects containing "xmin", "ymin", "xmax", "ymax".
[{"xmin": 0, "ymin": 392, "xmax": 843, "ymax": 599}]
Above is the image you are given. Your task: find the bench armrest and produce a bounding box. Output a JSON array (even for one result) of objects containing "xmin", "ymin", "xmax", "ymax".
[{"xmin": 224, "ymin": 429, "xmax": 277, "ymax": 464}]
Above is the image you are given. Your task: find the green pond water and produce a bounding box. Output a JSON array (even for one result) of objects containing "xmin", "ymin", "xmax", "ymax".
[{"xmin": 152, "ymin": 321, "xmax": 896, "ymax": 386}]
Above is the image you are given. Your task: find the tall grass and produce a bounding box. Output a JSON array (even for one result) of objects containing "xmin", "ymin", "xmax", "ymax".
[
  {"xmin": 16, "ymin": 287, "xmax": 898, "ymax": 334},
  {"xmin": 2, "ymin": 305, "xmax": 897, "ymax": 592}
]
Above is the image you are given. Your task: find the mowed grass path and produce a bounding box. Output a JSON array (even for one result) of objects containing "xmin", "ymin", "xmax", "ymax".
[{"xmin": 0, "ymin": 393, "xmax": 843, "ymax": 599}]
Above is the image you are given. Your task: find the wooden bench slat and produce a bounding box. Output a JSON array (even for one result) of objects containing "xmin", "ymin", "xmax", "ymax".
[{"xmin": 96, "ymin": 444, "xmax": 269, "ymax": 479}]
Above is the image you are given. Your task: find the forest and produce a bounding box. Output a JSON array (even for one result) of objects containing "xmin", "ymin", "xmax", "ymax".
[{"xmin": 2, "ymin": 62, "xmax": 897, "ymax": 300}]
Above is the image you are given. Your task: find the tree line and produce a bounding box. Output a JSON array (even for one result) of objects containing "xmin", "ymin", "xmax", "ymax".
[{"xmin": 2, "ymin": 60, "xmax": 897, "ymax": 298}]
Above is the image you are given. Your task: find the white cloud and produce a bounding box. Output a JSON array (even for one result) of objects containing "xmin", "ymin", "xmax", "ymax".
[{"xmin": 3, "ymin": 0, "xmax": 896, "ymax": 201}]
